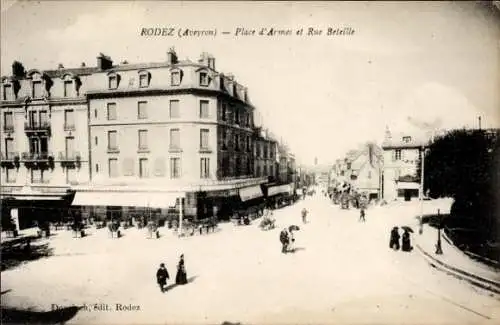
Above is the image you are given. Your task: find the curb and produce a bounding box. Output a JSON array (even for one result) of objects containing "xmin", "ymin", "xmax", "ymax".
[{"xmin": 416, "ymin": 244, "xmax": 500, "ymax": 296}]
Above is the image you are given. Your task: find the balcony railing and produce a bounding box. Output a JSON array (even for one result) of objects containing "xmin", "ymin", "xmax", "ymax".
[
  {"xmin": 64, "ymin": 124, "xmax": 76, "ymax": 131},
  {"xmin": 21, "ymin": 152, "xmax": 53, "ymax": 161},
  {"xmin": 24, "ymin": 121, "xmax": 51, "ymax": 133},
  {"xmin": 1, "ymin": 152, "xmax": 20, "ymax": 161},
  {"xmin": 58, "ymin": 151, "xmax": 81, "ymax": 161}
]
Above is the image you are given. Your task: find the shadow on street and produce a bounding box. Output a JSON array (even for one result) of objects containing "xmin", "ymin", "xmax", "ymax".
[
  {"xmin": 1, "ymin": 305, "xmax": 82, "ymax": 324},
  {"xmin": 1, "ymin": 242, "xmax": 54, "ymax": 272},
  {"xmin": 164, "ymin": 275, "xmax": 198, "ymax": 292}
]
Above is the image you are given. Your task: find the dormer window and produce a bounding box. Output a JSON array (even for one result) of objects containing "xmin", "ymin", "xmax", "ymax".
[
  {"xmin": 403, "ymin": 136, "xmax": 411, "ymax": 143},
  {"xmin": 109, "ymin": 75, "xmax": 118, "ymax": 89},
  {"xmin": 199, "ymin": 71, "xmax": 209, "ymax": 86},
  {"xmin": 138, "ymin": 70, "xmax": 151, "ymax": 88},
  {"xmin": 3, "ymin": 83, "xmax": 12, "ymax": 100},
  {"xmin": 33, "ymin": 80, "xmax": 43, "ymax": 98},
  {"xmin": 107, "ymin": 72, "xmax": 120, "ymax": 90},
  {"xmin": 170, "ymin": 69, "xmax": 182, "ymax": 86},
  {"xmin": 63, "ymin": 80, "xmax": 73, "ymax": 97}
]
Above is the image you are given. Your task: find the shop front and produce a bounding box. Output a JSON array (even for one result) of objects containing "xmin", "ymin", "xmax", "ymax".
[
  {"xmin": 266, "ymin": 183, "xmax": 294, "ymax": 209},
  {"xmin": 396, "ymin": 181, "xmax": 420, "ymax": 201},
  {"xmin": 237, "ymin": 184, "xmax": 265, "ymax": 216}
]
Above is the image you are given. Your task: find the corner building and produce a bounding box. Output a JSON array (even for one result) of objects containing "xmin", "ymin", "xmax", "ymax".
[{"xmin": 71, "ymin": 50, "xmax": 269, "ymax": 221}]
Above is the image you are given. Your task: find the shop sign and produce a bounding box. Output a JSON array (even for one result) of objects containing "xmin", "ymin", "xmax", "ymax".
[{"xmin": 205, "ymin": 188, "xmax": 238, "ymax": 198}]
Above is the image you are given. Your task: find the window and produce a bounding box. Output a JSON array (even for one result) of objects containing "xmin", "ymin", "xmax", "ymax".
[
  {"xmin": 395, "ymin": 149, "xmax": 402, "ymax": 160},
  {"xmin": 39, "ymin": 111, "xmax": 48, "ymax": 126},
  {"xmin": 139, "ymin": 158, "xmax": 149, "ymax": 178},
  {"xmin": 94, "ymin": 109, "xmax": 98, "ymax": 119},
  {"xmin": 234, "ymin": 108, "xmax": 240, "ymax": 124},
  {"xmin": 95, "ymin": 163, "xmax": 99, "ymax": 173},
  {"xmin": 3, "ymin": 112, "xmax": 13, "ymax": 131},
  {"xmin": 3, "ymin": 84, "xmax": 12, "ymax": 100},
  {"xmin": 199, "ymin": 72, "xmax": 209, "ymax": 86},
  {"xmin": 246, "ymin": 159, "xmax": 251, "ymax": 175},
  {"xmin": 63, "ymin": 80, "xmax": 72, "ymax": 97},
  {"xmin": 138, "ymin": 101, "xmax": 147, "ymax": 119},
  {"xmin": 65, "ymin": 137, "xmax": 74, "ymax": 158},
  {"xmin": 33, "ymin": 81, "xmax": 43, "ymax": 98},
  {"xmin": 108, "ymin": 158, "xmax": 118, "ymax": 178},
  {"xmin": 403, "ymin": 136, "xmax": 412, "ymax": 143},
  {"xmin": 200, "ymin": 158, "xmax": 210, "ymax": 178},
  {"xmin": 169, "ymin": 128, "xmax": 180, "ymax": 149},
  {"xmin": 222, "ymin": 104, "xmax": 227, "ymax": 121},
  {"xmin": 234, "ymin": 134, "xmax": 240, "ymax": 151},
  {"xmin": 245, "ymin": 114, "xmax": 250, "ymax": 127},
  {"xmin": 64, "ymin": 110, "xmax": 75, "ymax": 130},
  {"xmin": 6, "ymin": 169, "xmax": 16, "ymax": 183},
  {"xmin": 108, "ymin": 75, "xmax": 118, "ymax": 89},
  {"xmin": 139, "ymin": 74, "xmax": 149, "ymax": 88},
  {"xmin": 138, "ymin": 130, "xmax": 148, "ymax": 150},
  {"xmin": 199, "ymin": 100, "xmax": 209, "ymax": 118},
  {"xmin": 108, "ymin": 130, "xmax": 118, "ymax": 151},
  {"xmin": 169, "ymin": 100, "xmax": 180, "ymax": 118},
  {"xmin": 94, "ymin": 136, "xmax": 98, "ymax": 146},
  {"xmin": 222, "ymin": 129, "xmax": 228, "ymax": 150},
  {"xmin": 200, "ymin": 129, "xmax": 209, "ymax": 149},
  {"xmin": 5, "ymin": 139, "xmax": 14, "ymax": 158},
  {"xmin": 107, "ymin": 103, "xmax": 117, "ymax": 120},
  {"xmin": 246, "ymin": 136, "xmax": 251, "ymax": 152},
  {"xmin": 171, "ymin": 71, "xmax": 181, "ymax": 86},
  {"xmin": 31, "ymin": 169, "xmax": 43, "ymax": 183},
  {"xmin": 235, "ymin": 157, "xmax": 241, "ymax": 176},
  {"xmin": 170, "ymin": 157, "xmax": 181, "ymax": 178}
]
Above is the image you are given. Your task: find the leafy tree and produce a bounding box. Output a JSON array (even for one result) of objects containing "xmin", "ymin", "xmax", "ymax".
[
  {"xmin": 419, "ymin": 128, "xmax": 499, "ymax": 241},
  {"xmin": 12, "ymin": 61, "xmax": 26, "ymax": 78}
]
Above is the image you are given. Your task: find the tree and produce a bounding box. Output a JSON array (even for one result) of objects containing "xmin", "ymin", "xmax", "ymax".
[
  {"xmin": 12, "ymin": 61, "xmax": 26, "ymax": 78},
  {"xmin": 420, "ymin": 128, "xmax": 499, "ymax": 240}
]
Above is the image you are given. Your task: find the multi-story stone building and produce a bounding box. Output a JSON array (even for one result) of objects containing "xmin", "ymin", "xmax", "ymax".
[
  {"xmin": 1, "ymin": 49, "xmax": 281, "ymax": 227},
  {"xmin": 1, "ymin": 62, "xmax": 91, "ymax": 228},
  {"xmin": 381, "ymin": 127, "xmax": 429, "ymax": 201}
]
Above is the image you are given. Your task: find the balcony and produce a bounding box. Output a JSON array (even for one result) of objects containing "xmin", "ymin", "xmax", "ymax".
[
  {"xmin": 59, "ymin": 151, "xmax": 81, "ymax": 169},
  {"xmin": 169, "ymin": 146, "xmax": 183, "ymax": 153},
  {"xmin": 0, "ymin": 152, "xmax": 20, "ymax": 168},
  {"xmin": 24, "ymin": 121, "xmax": 51, "ymax": 135},
  {"xmin": 21, "ymin": 151, "xmax": 55, "ymax": 169},
  {"xmin": 64, "ymin": 124, "xmax": 76, "ymax": 131},
  {"xmin": 199, "ymin": 146, "xmax": 212, "ymax": 154}
]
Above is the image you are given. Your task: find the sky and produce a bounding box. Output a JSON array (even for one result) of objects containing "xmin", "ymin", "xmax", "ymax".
[{"xmin": 2, "ymin": 1, "xmax": 499, "ymax": 166}]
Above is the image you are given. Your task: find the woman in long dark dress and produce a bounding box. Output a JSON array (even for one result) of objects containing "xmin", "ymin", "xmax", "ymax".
[
  {"xmin": 402, "ymin": 229, "xmax": 413, "ymax": 252},
  {"xmin": 175, "ymin": 254, "xmax": 188, "ymax": 285},
  {"xmin": 389, "ymin": 227, "xmax": 400, "ymax": 250}
]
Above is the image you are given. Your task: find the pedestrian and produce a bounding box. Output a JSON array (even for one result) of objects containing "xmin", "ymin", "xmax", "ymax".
[
  {"xmin": 280, "ymin": 228, "xmax": 289, "ymax": 254},
  {"xmin": 289, "ymin": 230, "xmax": 295, "ymax": 252},
  {"xmin": 402, "ymin": 229, "xmax": 413, "ymax": 252},
  {"xmin": 175, "ymin": 254, "xmax": 188, "ymax": 285},
  {"xmin": 359, "ymin": 208, "xmax": 366, "ymax": 222},
  {"xmin": 389, "ymin": 227, "xmax": 400, "ymax": 250},
  {"xmin": 156, "ymin": 263, "xmax": 170, "ymax": 292},
  {"xmin": 301, "ymin": 208, "xmax": 308, "ymax": 224}
]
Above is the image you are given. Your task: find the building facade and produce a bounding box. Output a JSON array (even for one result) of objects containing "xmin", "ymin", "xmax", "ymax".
[
  {"xmin": 381, "ymin": 127, "xmax": 429, "ymax": 202},
  {"xmin": 1, "ymin": 50, "xmax": 283, "ymax": 227}
]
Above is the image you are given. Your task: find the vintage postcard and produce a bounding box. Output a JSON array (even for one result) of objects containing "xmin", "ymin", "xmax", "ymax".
[{"xmin": 1, "ymin": 1, "xmax": 499, "ymax": 324}]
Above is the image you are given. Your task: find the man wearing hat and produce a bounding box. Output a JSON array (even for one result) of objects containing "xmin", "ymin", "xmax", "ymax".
[{"xmin": 156, "ymin": 263, "xmax": 170, "ymax": 292}]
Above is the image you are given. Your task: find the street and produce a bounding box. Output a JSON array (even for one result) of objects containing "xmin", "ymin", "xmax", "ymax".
[{"xmin": 2, "ymin": 194, "xmax": 499, "ymax": 325}]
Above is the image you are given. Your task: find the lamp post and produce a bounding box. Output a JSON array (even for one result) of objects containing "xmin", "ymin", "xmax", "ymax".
[
  {"xmin": 419, "ymin": 147, "xmax": 426, "ymax": 235},
  {"xmin": 435, "ymin": 208, "xmax": 443, "ymax": 255}
]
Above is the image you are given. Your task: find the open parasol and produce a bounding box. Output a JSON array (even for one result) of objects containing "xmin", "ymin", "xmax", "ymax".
[
  {"xmin": 401, "ymin": 226, "xmax": 414, "ymax": 233},
  {"xmin": 289, "ymin": 225, "xmax": 300, "ymax": 232}
]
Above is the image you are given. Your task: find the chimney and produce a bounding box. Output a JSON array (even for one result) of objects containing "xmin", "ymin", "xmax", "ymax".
[
  {"xmin": 207, "ymin": 55, "xmax": 215, "ymax": 70},
  {"xmin": 81, "ymin": 62, "xmax": 86, "ymax": 67},
  {"xmin": 58, "ymin": 63, "xmax": 64, "ymax": 69},
  {"xmin": 97, "ymin": 53, "xmax": 113, "ymax": 70},
  {"xmin": 167, "ymin": 48, "xmax": 178, "ymax": 64},
  {"xmin": 226, "ymin": 73, "xmax": 234, "ymax": 81}
]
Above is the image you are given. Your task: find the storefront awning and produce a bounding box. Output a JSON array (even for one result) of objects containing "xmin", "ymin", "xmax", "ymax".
[
  {"xmin": 397, "ymin": 182, "xmax": 420, "ymax": 190},
  {"xmin": 268, "ymin": 184, "xmax": 293, "ymax": 196},
  {"xmin": 72, "ymin": 191, "xmax": 182, "ymax": 208},
  {"xmin": 239, "ymin": 185, "xmax": 263, "ymax": 202},
  {"xmin": 0, "ymin": 195, "xmax": 63, "ymax": 201}
]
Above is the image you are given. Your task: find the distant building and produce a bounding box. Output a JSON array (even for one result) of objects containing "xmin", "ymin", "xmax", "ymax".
[{"xmin": 381, "ymin": 127, "xmax": 430, "ymax": 201}]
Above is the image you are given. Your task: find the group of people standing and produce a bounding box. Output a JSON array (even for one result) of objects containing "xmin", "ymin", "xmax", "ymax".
[
  {"xmin": 389, "ymin": 227, "xmax": 413, "ymax": 252},
  {"xmin": 156, "ymin": 254, "xmax": 188, "ymax": 293}
]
